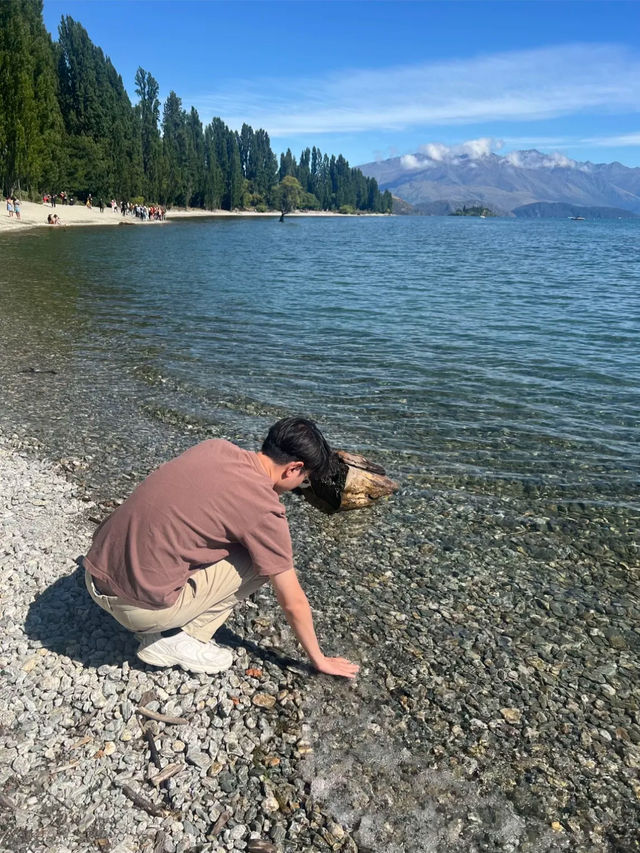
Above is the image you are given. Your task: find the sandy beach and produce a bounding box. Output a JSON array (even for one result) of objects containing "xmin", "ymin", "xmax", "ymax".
[{"xmin": 0, "ymin": 199, "xmax": 367, "ymax": 235}]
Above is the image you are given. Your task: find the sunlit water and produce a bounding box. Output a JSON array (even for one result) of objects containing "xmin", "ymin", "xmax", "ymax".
[
  {"xmin": 1, "ymin": 215, "xmax": 638, "ymax": 506},
  {"xmin": 1, "ymin": 214, "xmax": 639, "ymax": 851}
]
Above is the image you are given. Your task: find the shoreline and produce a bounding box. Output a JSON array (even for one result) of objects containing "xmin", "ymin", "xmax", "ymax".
[
  {"xmin": 1, "ymin": 420, "xmax": 638, "ymax": 851},
  {"xmin": 0, "ymin": 199, "xmax": 387, "ymax": 235},
  {"xmin": 1, "ymin": 216, "xmax": 638, "ymax": 850}
]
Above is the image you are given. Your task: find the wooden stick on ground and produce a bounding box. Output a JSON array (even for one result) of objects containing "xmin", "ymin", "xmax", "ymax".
[
  {"xmin": 144, "ymin": 726, "xmax": 162, "ymax": 770},
  {"xmin": 209, "ymin": 811, "xmax": 231, "ymax": 837},
  {"xmin": 149, "ymin": 763, "xmax": 184, "ymax": 787},
  {"xmin": 144, "ymin": 724, "xmax": 179, "ymax": 811},
  {"xmin": 138, "ymin": 706, "xmax": 188, "ymax": 725},
  {"xmin": 119, "ymin": 783, "xmax": 167, "ymax": 817}
]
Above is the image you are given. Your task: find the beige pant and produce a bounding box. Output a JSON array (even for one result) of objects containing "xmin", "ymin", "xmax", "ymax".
[{"xmin": 85, "ymin": 551, "xmax": 267, "ymax": 642}]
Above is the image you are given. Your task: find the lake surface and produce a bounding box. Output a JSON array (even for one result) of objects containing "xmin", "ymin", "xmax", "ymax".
[
  {"xmin": 0, "ymin": 215, "xmax": 638, "ymax": 508},
  {"xmin": 1, "ymin": 215, "xmax": 639, "ymax": 851}
]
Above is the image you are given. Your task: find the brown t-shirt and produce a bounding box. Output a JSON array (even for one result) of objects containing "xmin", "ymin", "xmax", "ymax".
[{"xmin": 84, "ymin": 440, "xmax": 293, "ymax": 608}]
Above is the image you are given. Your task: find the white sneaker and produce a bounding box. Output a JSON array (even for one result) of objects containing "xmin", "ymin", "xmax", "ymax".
[{"xmin": 136, "ymin": 631, "xmax": 233, "ymax": 674}]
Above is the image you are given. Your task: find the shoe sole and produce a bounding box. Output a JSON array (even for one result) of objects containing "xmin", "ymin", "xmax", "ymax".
[{"xmin": 136, "ymin": 646, "xmax": 232, "ymax": 674}]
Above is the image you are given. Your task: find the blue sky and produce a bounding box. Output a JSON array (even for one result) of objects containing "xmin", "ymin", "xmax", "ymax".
[{"xmin": 42, "ymin": 1, "xmax": 640, "ymax": 168}]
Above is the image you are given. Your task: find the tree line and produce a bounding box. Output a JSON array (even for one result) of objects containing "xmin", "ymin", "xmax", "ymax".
[{"xmin": 0, "ymin": 0, "xmax": 392, "ymax": 214}]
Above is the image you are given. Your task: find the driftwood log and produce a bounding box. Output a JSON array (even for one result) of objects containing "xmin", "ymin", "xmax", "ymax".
[{"xmin": 301, "ymin": 450, "xmax": 398, "ymax": 512}]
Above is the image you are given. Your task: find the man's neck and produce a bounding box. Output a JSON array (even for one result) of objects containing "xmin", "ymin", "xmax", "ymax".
[{"xmin": 256, "ymin": 451, "xmax": 278, "ymax": 487}]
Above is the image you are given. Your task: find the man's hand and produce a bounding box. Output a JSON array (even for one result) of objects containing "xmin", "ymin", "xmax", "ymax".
[
  {"xmin": 271, "ymin": 569, "xmax": 359, "ymax": 679},
  {"xmin": 313, "ymin": 654, "xmax": 360, "ymax": 679}
]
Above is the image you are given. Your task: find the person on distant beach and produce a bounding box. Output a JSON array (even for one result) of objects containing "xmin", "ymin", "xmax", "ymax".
[
  {"xmin": 6, "ymin": 197, "xmax": 14, "ymax": 217},
  {"xmin": 51, "ymin": 192, "xmax": 57, "ymax": 208},
  {"xmin": 86, "ymin": 194, "xmax": 92, "ymax": 209},
  {"xmin": 13, "ymin": 197, "xmax": 21, "ymax": 220},
  {"xmin": 99, "ymin": 198, "xmax": 105, "ymax": 213},
  {"xmin": 84, "ymin": 418, "xmax": 359, "ymax": 679}
]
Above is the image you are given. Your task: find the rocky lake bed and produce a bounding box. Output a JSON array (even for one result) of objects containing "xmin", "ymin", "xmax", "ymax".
[
  {"xmin": 1, "ymin": 427, "xmax": 638, "ymax": 853},
  {"xmin": 1, "ymin": 217, "xmax": 639, "ymax": 851}
]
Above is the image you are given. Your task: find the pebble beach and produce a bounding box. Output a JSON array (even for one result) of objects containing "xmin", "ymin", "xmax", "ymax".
[
  {"xmin": 1, "ymin": 427, "xmax": 639, "ymax": 853},
  {"xmin": 1, "ymin": 214, "xmax": 639, "ymax": 852}
]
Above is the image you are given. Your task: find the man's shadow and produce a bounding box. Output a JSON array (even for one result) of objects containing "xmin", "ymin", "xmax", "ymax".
[{"xmin": 24, "ymin": 564, "xmax": 309, "ymax": 674}]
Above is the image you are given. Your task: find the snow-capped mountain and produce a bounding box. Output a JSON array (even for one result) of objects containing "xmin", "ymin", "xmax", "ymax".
[{"xmin": 359, "ymin": 148, "xmax": 640, "ymax": 215}]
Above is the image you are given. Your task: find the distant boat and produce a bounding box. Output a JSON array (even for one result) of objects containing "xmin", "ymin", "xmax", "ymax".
[{"xmin": 570, "ymin": 216, "xmax": 585, "ymax": 220}]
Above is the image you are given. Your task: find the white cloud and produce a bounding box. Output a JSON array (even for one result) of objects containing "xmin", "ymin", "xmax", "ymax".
[
  {"xmin": 418, "ymin": 137, "xmax": 498, "ymax": 161},
  {"xmin": 505, "ymin": 150, "xmax": 578, "ymax": 168},
  {"xmin": 400, "ymin": 154, "xmax": 425, "ymax": 170},
  {"xmin": 584, "ymin": 132, "xmax": 640, "ymax": 147},
  {"xmin": 188, "ymin": 43, "xmax": 640, "ymax": 137},
  {"xmin": 398, "ymin": 138, "xmax": 501, "ymax": 169}
]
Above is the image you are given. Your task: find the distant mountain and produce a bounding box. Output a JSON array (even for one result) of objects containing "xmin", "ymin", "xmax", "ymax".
[
  {"xmin": 359, "ymin": 149, "xmax": 640, "ymax": 216},
  {"xmin": 391, "ymin": 195, "xmax": 418, "ymax": 215}
]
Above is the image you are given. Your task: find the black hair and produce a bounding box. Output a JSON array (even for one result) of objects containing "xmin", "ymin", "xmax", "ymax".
[{"xmin": 261, "ymin": 417, "xmax": 332, "ymax": 478}]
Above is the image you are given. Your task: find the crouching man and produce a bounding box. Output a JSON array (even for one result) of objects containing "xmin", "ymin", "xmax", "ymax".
[{"xmin": 84, "ymin": 417, "xmax": 359, "ymax": 679}]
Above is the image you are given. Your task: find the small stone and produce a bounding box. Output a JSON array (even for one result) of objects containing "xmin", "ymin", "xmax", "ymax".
[
  {"xmin": 120, "ymin": 730, "xmax": 133, "ymax": 742},
  {"xmin": 172, "ymin": 740, "xmax": 186, "ymax": 752},
  {"xmin": 22, "ymin": 658, "xmax": 38, "ymax": 673},
  {"xmin": 229, "ymin": 824, "xmax": 246, "ymax": 841},
  {"xmin": 551, "ymin": 821, "xmax": 565, "ymax": 832},
  {"xmin": 327, "ymin": 820, "xmax": 345, "ymax": 840},
  {"xmin": 186, "ymin": 749, "xmax": 211, "ymax": 771},
  {"xmin": 218, "ymin": 770, "xmax": 236, "ymax": 793},
  {"xmin": 606, "ymin": 632, "xmax": 627, "ymax": 650},
  {"xmin": 252, "ymin": 694, "xmax": 276, "ymax": 709},
  {"xmin": 262, "ymin": 796, "xmax": 279, "ymax": 814},
  {"xmin": 500, "ymin": 708, "xmax": 522, "ymax": 724},
  {"xmin": 103, "ymin": 741, "xmax": 116, "ymax": 756}
]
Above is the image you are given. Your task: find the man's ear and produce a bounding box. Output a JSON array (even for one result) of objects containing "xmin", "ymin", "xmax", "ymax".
[{"xmin": 285, "ymin": 461, "xmax": 304, "ymax": 478}]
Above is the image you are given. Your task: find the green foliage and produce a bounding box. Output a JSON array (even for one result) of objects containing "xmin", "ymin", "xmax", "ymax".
[
  {"xmin": 0, "ymin": 1, "xmax": 392, "ymax": 214},
  {"xmin": 301, "ymin": 191, "xmax": 321, "ymax": 210},
  {"xmin": 57, "ymin": 15, "xmax": 142, "ymax": 197},
  {"xmin": 272, "ymin": 175, "xmax": 304, "ymax": 215},
  {"xmin": 135, "ymin": 67, "xmax": 162, "ymax": 202},
  {"xmin": 450, "ymin": 205, "xmax": 495, "ymax": 217},
  {"xmin": 0, "ymin": 0, "xmax": 64, "ymax": 195}
]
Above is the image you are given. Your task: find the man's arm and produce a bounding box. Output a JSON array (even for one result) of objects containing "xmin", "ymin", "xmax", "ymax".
[{"xmin": 271, "ymin": 569, "xmax": 359, "ymax": 679}]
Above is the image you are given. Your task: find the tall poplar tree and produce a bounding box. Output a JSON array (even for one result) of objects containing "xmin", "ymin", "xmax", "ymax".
[
  {"xmin": 0, "ymin": 0, "xmax": 63, "ymax": 196},
  {"xmin": 134, "ymin": 67, "xmax": 162, "ymax": 201},
  {"xmin": 57, "ymin": 15, "xmax": 141, "ymax": 198},
  {"xmin": 161, "ymin": 91, "xmax": 189, "ymax": 205}
]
